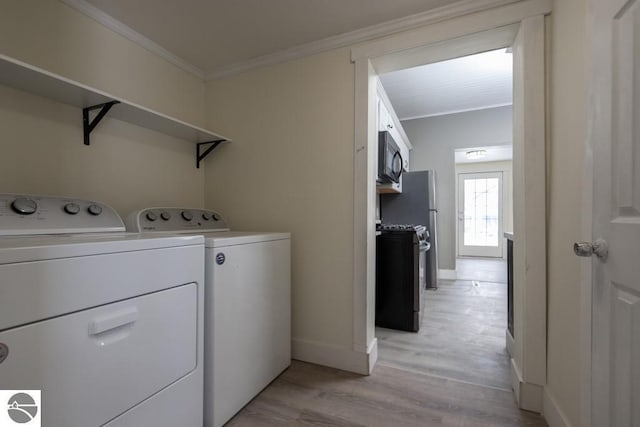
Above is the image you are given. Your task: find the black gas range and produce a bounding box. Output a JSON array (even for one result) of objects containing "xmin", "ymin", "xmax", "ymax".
[
  {"xmin": 376, "ymin": 224, "xmax": 429, "ymax": 248},
  {"xmin": 375, "ymin": 223, "xmax": 431, "ymax": 332}
]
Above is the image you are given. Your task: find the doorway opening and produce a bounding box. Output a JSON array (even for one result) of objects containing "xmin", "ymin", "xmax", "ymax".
[
  {"xmin": 455, "ymin": 144, "xmax": 514, "ymax": 260},
  {"xmin": 458, "ymin": 171, "xmax": 504, "ymax": 257},
  {"xmin": 352, "ymin": 7, "xmax": 548, "ymax": 412},
  {"xmin": 374, "ymin": 48, "xmax": 515, "ymax": 392}
]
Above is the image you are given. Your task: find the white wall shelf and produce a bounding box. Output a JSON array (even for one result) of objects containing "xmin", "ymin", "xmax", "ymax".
[{"xmin": 0, "ymin": 54, "xmax": 230, "ymax": 168}]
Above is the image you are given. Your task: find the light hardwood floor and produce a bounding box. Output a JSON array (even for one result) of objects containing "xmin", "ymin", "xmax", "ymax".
[
  {"xmin": 227, "ymin": 361, "xmax": 545, "ymax": 426},
  {"xmin": 227, "ymin": 258, "xmax": 546, "ymax": 426},
  {"xmin": 376, "ymin": 266, "xmax": 510, "ymax": 389}
]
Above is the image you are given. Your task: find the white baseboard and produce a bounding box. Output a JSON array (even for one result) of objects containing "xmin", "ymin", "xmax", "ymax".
[
  {"xmin": 505, "ymin": 329, "xmax": 515, "ymax": 357},
  {"xmin": 292, "ymin": 338, "xmax": 377, "ymax": 375},
  {"xmin": 510, "ymin": 358, "xmax": 543, "ymax": 413},
  {"xmin": 439, "ymin": 269, "xmax": 457, "ymax": 280},
  {"xmin": 543, "ymin": 388, "xmax": 572, "ymax": 427}
]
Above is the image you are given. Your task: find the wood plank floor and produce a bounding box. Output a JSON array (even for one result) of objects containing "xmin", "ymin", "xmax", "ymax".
[
  {"xmin": 376, "ymin": 271, "xmax": 510, "ymax": 389},
  {"xmin": 227, "ymin": 361, "xmax": 546, "ymax": 426},
  {"xmin": 227, "ymin": 258, "xmax": 546, "ymax": 426}
]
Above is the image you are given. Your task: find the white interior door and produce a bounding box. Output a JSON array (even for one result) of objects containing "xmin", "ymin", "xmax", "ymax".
[
  {"xmin": 587, "ymin": 0, "xmax": 640, "ymax": 425},
  {"xmin": 457, "ymin": 172, "xmax": 503, "ymax": 258}
]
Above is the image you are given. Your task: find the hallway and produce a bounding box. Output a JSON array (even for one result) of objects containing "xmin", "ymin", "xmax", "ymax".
[
  {"xmin": 228, "ymin": 258, "xmax": 546, "ymax": 426},
  {"xmin": 376, "ymin": 258, "xmax": 510, "ymax": 389}
]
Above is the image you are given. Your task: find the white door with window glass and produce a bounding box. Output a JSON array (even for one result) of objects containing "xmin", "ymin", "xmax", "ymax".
[
  {"xmin": 458, "ymin": 172, "xmax": 503, "ymax": 258},
  {"xmin": 588, "ymin": 0, "xmax": 640, "ymax": 425}
]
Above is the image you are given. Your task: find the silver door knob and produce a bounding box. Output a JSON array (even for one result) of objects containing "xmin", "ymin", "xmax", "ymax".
[{"xmin": 573, "ymin": 238, "xmax": 608, "ymax": 261}]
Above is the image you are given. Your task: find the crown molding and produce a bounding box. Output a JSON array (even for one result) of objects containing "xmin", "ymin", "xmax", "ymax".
[
  {"xmin": 400, "ymin": 102, "xmax": 513, "ymax": 122},
  {"xmin": 59, "ymin": 0, "xmax": 206, "ymax": 80},
  {"xmin": 206, "ymin": 0, "xmax": 520, "ymax": 80}
]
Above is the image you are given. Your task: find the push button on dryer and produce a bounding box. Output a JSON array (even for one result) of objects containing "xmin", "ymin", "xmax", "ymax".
[
  {"xmin": 64, "ymin": 203, "xmax": 80, "ymax": 215},
  {"xmin": 87, "ymin": 204, "xmax": 103, "ymax": 216},
  {"xmin": 11, "ymin": 198, "xmax": 37, "ymax": 215}
]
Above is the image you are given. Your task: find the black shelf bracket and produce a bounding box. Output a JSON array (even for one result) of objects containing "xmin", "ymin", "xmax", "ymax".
[
  {"xmin": 83, "ymin": 101, "xmax": 120, "ymax": 145},
  {"xmin": 197, "ymin": 139, "xmax": 226, "ymax": 168}
]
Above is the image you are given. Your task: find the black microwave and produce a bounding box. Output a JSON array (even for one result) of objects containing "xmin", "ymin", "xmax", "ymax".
[{"xmin": 378, "ymin": 131, "xmax": 403, "ymax": 183}]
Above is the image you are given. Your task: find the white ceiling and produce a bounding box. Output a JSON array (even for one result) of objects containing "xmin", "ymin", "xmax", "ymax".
[
  {"xmin": 78, "ymin": 0, "xmax": 460, "ymax": 76},
  {"xmin": 379, "ymin": 48, "xmax": 513, "ymax": 120},
  {"xmin": 454, "ymin": 145, "xmax": 513, "ymax": 164}
]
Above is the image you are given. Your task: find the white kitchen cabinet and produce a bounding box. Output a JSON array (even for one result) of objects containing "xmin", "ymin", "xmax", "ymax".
[
  {"xmin": 376, "ymin": 174, "xmax": 402, "ymax": 193},
  {"xmin": 375, "ymin": 80, "xmax": 411, "ymax": 195},
  {"xmin": 376, "ymin": 84, "xmax": 411, "ymax": 172}
]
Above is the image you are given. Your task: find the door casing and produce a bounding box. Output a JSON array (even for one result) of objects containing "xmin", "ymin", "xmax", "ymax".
[{"xmin": 351, "ymin": 0, "xmax": 551, "ymax": 413}]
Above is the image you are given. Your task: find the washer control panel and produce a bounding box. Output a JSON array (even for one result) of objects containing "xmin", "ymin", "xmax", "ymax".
[
  {"xmin": 0, "ymin": 194, "xmax": 125, "ymax": 236},
  {"xmin": 125, "ymin": 208, "xmax": 229, "ymax": 232}
]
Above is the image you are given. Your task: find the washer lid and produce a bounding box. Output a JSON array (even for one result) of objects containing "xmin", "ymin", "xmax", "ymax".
[
  {"xmin": 0, "ymin": 233, "xmax": 204, "ymax": 264},
  {"xmin": 202, "ymin": 231, "xmax": 290, "ymax": 248}
]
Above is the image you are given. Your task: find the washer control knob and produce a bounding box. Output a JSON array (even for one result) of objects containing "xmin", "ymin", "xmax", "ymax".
[
  {"xmin": 146, "ymin": 212, "xmax": 158, "ymax": 222},
  {"xmin": 202, "ymin": 213, "xmax": 210, "ymax": 221},
  {"xmin": 11, "ymin": 198, "xmax": 37, "ymax": 215},
  {"xmin": 160, "ymin": 211, "xmax": 171, "ymax": 221},
  {"xmin": 212, "ymin": 213, "xmax": 220, "ymax": 221},
  {"xmin": 181, "ymin": 210, "xmax": 193, "ymax": 221},
  {"xmin": 64, "ymin": 203, "xmax": 80, "ymax": 215},
  {"xmin": 87, "ymin": 204, "xmax": 102, "ymax": 216}
]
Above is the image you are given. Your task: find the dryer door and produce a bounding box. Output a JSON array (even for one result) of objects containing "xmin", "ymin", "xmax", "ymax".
[{"xmin": 0, "ymin": 283, "xmax": 197, "ymax": 427}]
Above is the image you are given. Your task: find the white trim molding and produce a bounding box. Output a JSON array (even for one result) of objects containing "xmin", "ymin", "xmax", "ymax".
[
  {"xmin": 351, "ymin": 0, "xmax": 552, "ymax": 62},
  {"xmin": 506, "ymin": 329, "xmax": 515, "ymax": 357},
  {"xmin": 60, "ymin": 0, "xmax": 526, "ymax": 81},
  {"xmin": 59, "ymin": 0, "xmax": 206, "ymax": 79},
  {"xmin": 352, "ymin": 0, "xmax": 551, "ymax": 416},
  {"xmin": 207, "ymin": 0, "xmax": 521, "ymax": 79},
  {"xmin": 401, "ymin": 102, "xmax": 514, "ymax": 122},
  {"xmin": 510, "ymin": 358, "xmax": 543, "ymax": 412},
  {"xmin": 543, "ymin": 388, "xmax": 572, "ymax": 427},
  {"xmin": 292, "ymin": 338, "xmax": 377, "ymax": 375}
]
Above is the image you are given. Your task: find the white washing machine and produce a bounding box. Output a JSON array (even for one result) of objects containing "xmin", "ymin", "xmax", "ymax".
[
  {"xmin": 0, "ymin": 194, "xmax": 205, "ymax": 427},
  {"xmin": 126, "ymin": 207, "xmax": 291, "ymax": 427}
]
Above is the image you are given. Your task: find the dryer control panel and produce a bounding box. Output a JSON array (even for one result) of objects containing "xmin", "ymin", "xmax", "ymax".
[
  {"xmin": 0, "ymin": 194, "xmax": 124, "ymax": 236},
  {"xmin": 125, "ymin": 208, "xmax": 229, "ymax": 233}
]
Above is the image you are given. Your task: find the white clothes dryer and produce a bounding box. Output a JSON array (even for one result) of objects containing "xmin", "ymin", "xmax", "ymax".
[
  {"xmin": 0, "ymin": 194, "xmax": 205, "ymax": 427},
  {"xmin": 126, "ymin": 207, "xmax": 291, "ymax": 427}
]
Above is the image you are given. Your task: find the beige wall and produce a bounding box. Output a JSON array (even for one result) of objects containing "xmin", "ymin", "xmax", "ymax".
[
  {"xmin": 204, "ymin": 48, "xmax": 355, "ymax": 349},
  {"xmin": 0, "ymin": 85, "xmax": 204, "ymax": 216},
  {"xmin": 545, "ymin": 0, "xmax": 587, "ymax": 424},
  {"xmin": 0, "ymin": 0, "xmax": 207, "ymax": 216},
  {"xmin": 0, "ymin": 0, "xmax": 205, "ymax": 125}
]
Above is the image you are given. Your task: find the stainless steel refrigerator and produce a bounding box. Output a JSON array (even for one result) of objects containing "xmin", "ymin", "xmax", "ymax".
[{"xmin": 379, "ymin": 170, "xmax": 439, "ymax": 289}]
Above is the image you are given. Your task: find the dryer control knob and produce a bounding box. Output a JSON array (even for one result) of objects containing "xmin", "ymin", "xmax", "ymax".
[
  {"xmin": 11, "ymin": 198, "xmax": 37, "ymax": 215},
  {"xmin": 146, "ymin": 212, "xmax": 158, "ymax": 222},
  {"xmin": 87, "ymin": 204, "xmax": 102, "ymax": 216},
  {"xmin": 160, "ymin": 211, "xmax": 171, "ymax": 221},
  {"xmin": 212, "ymin": 213, "xmax": 220, "ymax": 221},
  {"xmin": 202, "ymin": 213, "xmax": 211, "ymax": 221},
  {"xmin": 64, "ymin": 203, "xmax": 80, "ymax": 215},
  {"xmin": 181, "ymin": 211, "xmax": 193, "ymax": 221}
]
